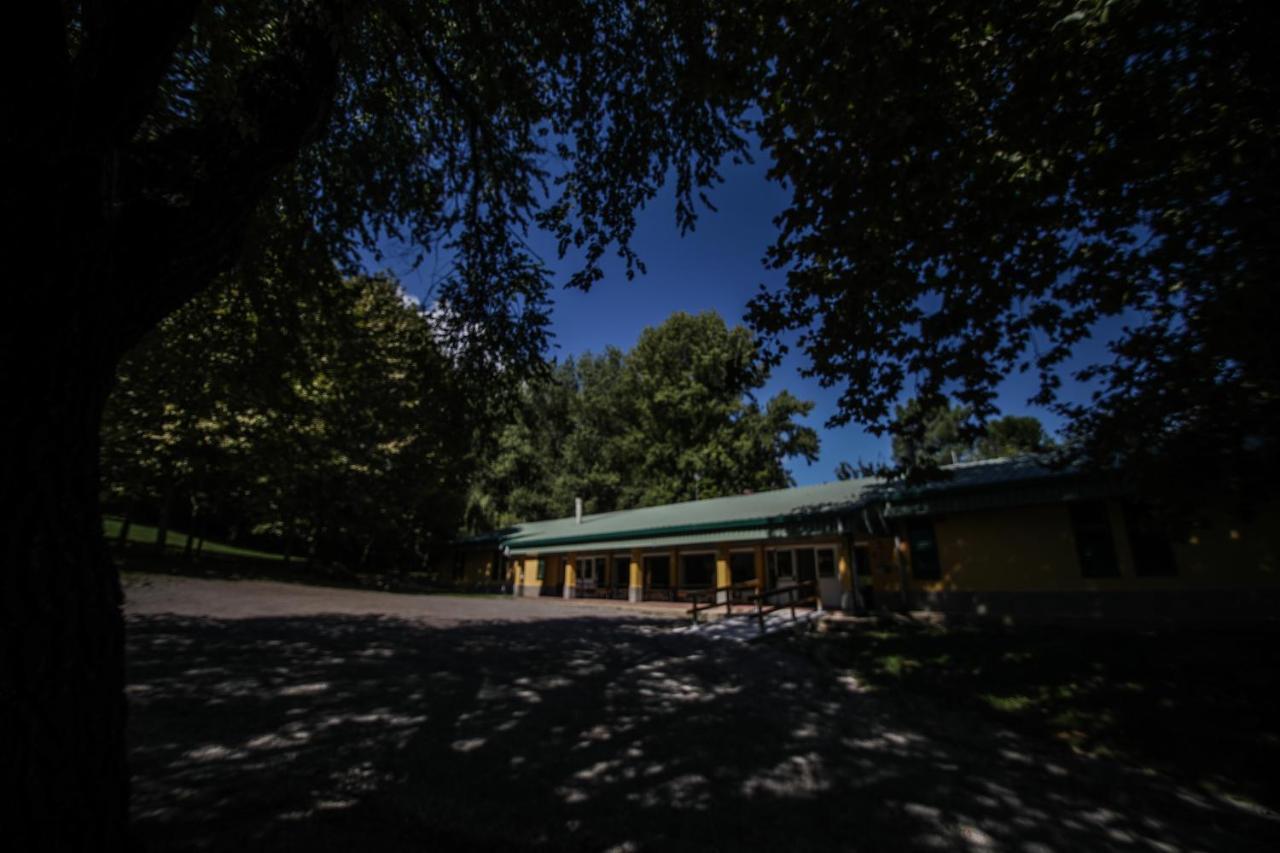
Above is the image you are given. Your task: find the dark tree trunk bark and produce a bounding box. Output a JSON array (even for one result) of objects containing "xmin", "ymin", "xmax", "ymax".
[
  {"xmin": 155, "ymin": 480, "xmax": 175, "ymax": 552},
  {"xmin": 3, "ymin": 2, "xmax": 354, "ymax": 842},
  {"xmin": 183, "ymin": 504, "xmax": 198, "ymax": 562},
  {"xmin": 1, "ymin": 336, "xmax": 128, "ymax": 846}
]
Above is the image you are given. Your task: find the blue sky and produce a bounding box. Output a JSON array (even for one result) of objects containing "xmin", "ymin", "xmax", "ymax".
[{"xmin": 382, "ymin": 149, "xmax": 1106, "ymax": 487}]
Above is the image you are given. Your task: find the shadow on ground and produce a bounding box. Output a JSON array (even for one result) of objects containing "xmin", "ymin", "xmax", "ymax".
[{"xmin": 128, "ymin": 613, "xmax": 1279, "ymax": 851}]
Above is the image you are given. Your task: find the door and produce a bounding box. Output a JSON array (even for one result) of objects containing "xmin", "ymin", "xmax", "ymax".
[{"xmin": 814, "ymin": 546, "xmax": 841, "ymax": 609}]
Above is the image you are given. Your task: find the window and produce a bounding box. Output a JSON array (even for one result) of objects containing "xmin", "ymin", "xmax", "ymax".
[
  {"xmin": 536, "ymin": 558, "xmax": 545, "ymax": 581},
  {"xmin": 852, "ymin": 546, "xmax": 871, "ymax": 579},
  {"xmin": 795, "ymin": 548, "xmax": 817, "ymax": 583},
  {"xmin": 907, "ymin": 519, "xmax": 941, "ymax": 580},
  {"xmin": 646, "ymin": 555, "xmax": 670, "ymax": 588},
  {"xmin": 774, "ymin": 549, "xmax": 794, "ymax": 578},
  {"xmin": 1071, "ymin": 502, "xmax": 1119, "ymax": 578},
  {"xmin": 613, "ymin": 556, "xmax": 631, "ymax": 587},
  {"xmin": 730, "ymin": 552, "xmax": 755, "ymax": 584},
  {"xmin": 682, "ymin": 553, "xmax": 715, "ymax": 587},
  {"xmin": 1123, "ymin": 503, "xmax": 1178, "ymax": 577},
  {"xmin": 817, "ymin": 548, "xmax": 837, "ymax": 578}
]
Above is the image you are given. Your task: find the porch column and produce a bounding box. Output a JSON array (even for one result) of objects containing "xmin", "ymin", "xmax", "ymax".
[
  {"xmin": 564, "ymin": 552, "xmax": 577, "ymax": 599},
  {"xmin": 715, "ymin": 545, "xmax": 731, "ymax": 604},
  {"xmin": 512, "ymin": 558, "xmax": 521, "ymax": 597},
  {"xmin": 838, "ymin": 540, "xmax": 854, "ymax": 613},
  {"xmin": 754, "ymin": 543, "xmax": 766, "ymax": 592},
  {"xmin": 628, "ymin": 549, "xmax": 643, "ymax": 603},
  {"xmin": 671, "ymin": 548, "xmax": 681, "ymax": 601}
]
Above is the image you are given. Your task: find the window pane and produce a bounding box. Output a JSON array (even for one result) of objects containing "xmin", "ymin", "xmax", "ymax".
[
  {"xmin": 730, "ymin": 552, "xmax": 755, "ymax": 583},
  {"xmin": 1071, "ymin": 502, "xmax": 1119, "ymax": 578},
  {"xmin": 817, "ymin": 548, "xmax": 836, "ymax": 578},
  {"xmin": 776, "ymin": 550, "xmax": 794, "ymax": 577},
  {"xmin": 613, "ymin": 557, "xmax": 630, "ymax": 587},
  {"xmin": 796, "ymin": 548, "xmax": 816, "ymax": 582},
  {"xmin": 907, "ymin": 519, "xmax": 942, "ymax": 580},
  {"xmin": 682, "ymin": 554, "xmax": 714, "ymax": 587},
  {"xmin": 536, "ymin": 559, "xmax": 545, "ymax": 580},
  {"xmin": 646, "ymin": 555, "xmax": 670, "ymax": 588}
]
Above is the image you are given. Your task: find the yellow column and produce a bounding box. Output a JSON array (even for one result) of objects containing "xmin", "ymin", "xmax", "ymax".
[
  {"xmin": 838, "ymin": 540, "xmax": 854, "ymax": 613},
  {"xmin": 715, "ymin": 544, "xmax": 731, "ymax": 604},
  {"xmin": 629, "ymin": 549, "xmax": 643, "ymax": 603},
  {"xmin": 564, "ymin": 552, "xmax": 577, "ymax": 599}
]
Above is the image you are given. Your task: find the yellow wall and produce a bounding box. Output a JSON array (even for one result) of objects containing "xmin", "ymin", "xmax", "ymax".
[
  {"xmin": 897, "ymin": 499, "xmax": 1280, "ymax": 593},
  {"xmin": 503, "ymin": 500, "xmax": 1279, "ymax": 598}
]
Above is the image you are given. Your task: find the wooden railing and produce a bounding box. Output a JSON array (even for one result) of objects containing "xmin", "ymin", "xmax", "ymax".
[
  {"xmin": 687, "ymin": 582, "xmax": 761, "ymax": 623},
  {"xmin": 748, "ymin": 581, "xmax": 819, "ymax": 632},
  {"xmin": 687, "ymin": 581, "xmax": 819, "ymax": 627}
]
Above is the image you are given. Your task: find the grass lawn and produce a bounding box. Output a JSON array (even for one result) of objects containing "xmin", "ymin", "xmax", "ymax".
[
  {"xmin": 103, "ymin": 516, "xmax": 285, "ymax": 561},
  {"xmin": 791, "ymin": 620, "xmax": 1280, "ymax": 812}
]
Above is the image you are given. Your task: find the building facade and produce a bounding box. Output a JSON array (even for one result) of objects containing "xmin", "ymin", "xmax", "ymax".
[{"xmin": 454, "ymin": 458, "xmax": 1280, "ymax": 623}]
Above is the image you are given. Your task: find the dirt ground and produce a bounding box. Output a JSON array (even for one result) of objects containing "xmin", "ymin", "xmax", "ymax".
[{"xmin": 125, "ymin": 574, "xmax": 1279, "ymax": 851}]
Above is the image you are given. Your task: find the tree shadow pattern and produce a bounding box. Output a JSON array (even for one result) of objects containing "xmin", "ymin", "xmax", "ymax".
[{"xmin": 128, "ymin": 613, "xmax": 1280, "ymax": 851}]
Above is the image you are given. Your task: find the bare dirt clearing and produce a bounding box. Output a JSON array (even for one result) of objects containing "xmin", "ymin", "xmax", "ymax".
[{"xmin": 125, "ymin": 574, "xmax": 1278, "ymax": 851}]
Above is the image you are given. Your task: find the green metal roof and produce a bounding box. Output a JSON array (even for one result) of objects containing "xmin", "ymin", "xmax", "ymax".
[
  {"xmin": 480, "ymin": 456, "xmax": 1099, "ymax": 554},
  {"xmin": 517, "ymin": 527, "xmax": 772, "ymax": 555},
  {"xmin": 502, "ymin": 477, "xmax": 878, "ymax": 551}
]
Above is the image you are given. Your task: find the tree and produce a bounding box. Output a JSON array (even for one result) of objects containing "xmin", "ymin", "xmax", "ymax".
[
  {"xmin": 467, "ymin": 312, "xmax": 820, "ymax": 528},
  {"xmin": 102, "ymin": 266, "xmax": 480, "ymax": 572},
  {"xmin": 626, "ymin": 312, "xmax": 819, "ymax": 506},
  {"xmin": 976, "ymin": 415, "xmax": 1055, "ymax": 462},
  {"xmin": 887, "ymin": 400, "xmax": 1055, "ymax": 468},
  {"xmin": 747, "ymin": 0, "xmax": 1279, "ymax": 502},
  {"xmin": 5, "ymin": 3, "xmax": 755, "ymax": 839}
]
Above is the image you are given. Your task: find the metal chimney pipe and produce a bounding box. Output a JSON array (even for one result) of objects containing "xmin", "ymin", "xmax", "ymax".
[{"xmin": 575, "ymin": 497, "xmax": 583, "ymax": 524}]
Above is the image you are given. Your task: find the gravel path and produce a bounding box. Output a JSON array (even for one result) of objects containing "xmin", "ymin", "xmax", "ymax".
[
  {"xmin": 124, "ymin": 574, "xmax": 1279, "ymax": 852},
  {"xmin": 125, "ymin": 573, "xmax": 686, "ymax": 623}
]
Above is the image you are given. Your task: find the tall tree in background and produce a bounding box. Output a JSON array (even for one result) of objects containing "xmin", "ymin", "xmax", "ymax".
[
  {"xmin": 748, "ymin": 0, "xmax": 1279, "ymax": 500},
  {"xmin": 888, "ymin": 400, "xmax": 1055, "ymax": 469},
  {"xmin": 626, "ymin": 312, "xmax": 818, "ymax": 506},
  {"xmin": 4, "ymin": 2, "xmax": 756, "ymax": 839},
  {"xmin": 103, "ymin": 269, "xmax": 480, "ymax": 571},
  {"xmin": 467, "ymin": 312, "xmax": 819, "ymax": 529}
]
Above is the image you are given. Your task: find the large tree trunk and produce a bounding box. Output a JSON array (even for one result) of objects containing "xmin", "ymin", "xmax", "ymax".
[
  {"xmin": 2, "ymin": 3, "xmax": 352, "ymax": 841},
  {"xmin": 1, "ymin": 338, "xmax": 128, "ymax": 846}
]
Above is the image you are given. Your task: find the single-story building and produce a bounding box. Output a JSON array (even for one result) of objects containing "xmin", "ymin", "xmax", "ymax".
[{"xmin": 453, "ymin": 457, "xmax": 1280, "ymax": 623}]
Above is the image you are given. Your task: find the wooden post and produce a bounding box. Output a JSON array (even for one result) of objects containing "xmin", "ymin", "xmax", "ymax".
[
  {"xmin": 754, "ymin": 543, "xmax": 766, "ymax": 592},
  {"xmin": 838, "ymin": 538, "xmax": 855, "ymax": 614},
  {"xmin": 715, "ymin": 545, "xmax": 731, "ymax": 606},
  {"xmin": 671, "ymin": 548, "xmax": 680, "ymax": 602},
  {"xmin": 629, "ymin": 549, "xmax": 643, "ymax": 603},
  {"xmin": 563, "ymin": 552, "xmax": 577, "ymax": 599}
]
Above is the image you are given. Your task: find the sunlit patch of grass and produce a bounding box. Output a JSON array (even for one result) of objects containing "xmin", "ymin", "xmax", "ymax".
[
  {"xmin": 104, "ymin": 516, "xmax": 285, "ymax": 561},
  {"xmin": 878, "ymin": 655, "xmax": 920, "ymax": 678},
  {"xmin": 980, "ymin": 693, "xmax": 1036, "ymax": 713},
  {"xmin": 794, "ymin": 622, "xmax": 1280, "ymax": 811}
]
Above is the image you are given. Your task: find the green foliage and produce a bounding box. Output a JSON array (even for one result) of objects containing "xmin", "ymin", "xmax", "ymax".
[
  {"xmin": 101, "ymin": 267, "xmax": 479, "ymax": 570},
  {"xmin": 101, "ymin": 517, "xmax": 284, "ymax": 562},
  {"xmin": 59, "ymin": 0, "xmax": 758, "ymax": 360},
  {"xmin": 467, "ymin": 312, "xmax": 819, "ymax": 530},
  {"xmin": 747, "ymin": 0, "xmax": 1279, "ymax": 502},
  {"xmin": 801, "ymin": 623, "xmax": 1280, "ymax": 810},
  {"xmin": 888, "ymin": 400, "xmax": 1055, "ymax": 469}
]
